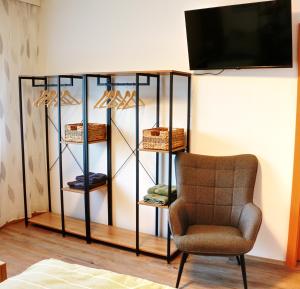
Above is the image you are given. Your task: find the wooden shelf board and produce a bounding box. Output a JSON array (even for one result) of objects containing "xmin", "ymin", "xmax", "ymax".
[
  {"xmin": 29, "ymin": 213, "xmax": 177, "ymax": 257},
  {"xmin": 138, "ymin": 200, "xmax": 169, "ymax": 209},
  {"xmin": 64, "ymin": 140, "xmax": 106, "ymax": 145},
  {"xmin": 20, "ymin": 70, "xmax": 191, "ymax": 78},
  {"xmin": 62, "ymin": 184, "xmax": 107, "ymax": 194},
  {"xmin": 139, "ymin": 146, "xmax": 186, "ymax": 153}
]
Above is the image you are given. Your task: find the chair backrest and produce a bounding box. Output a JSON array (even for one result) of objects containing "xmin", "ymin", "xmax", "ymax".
[{"xmin": 175, "ymin": 153, "xmax": 258, "ymax": 227}]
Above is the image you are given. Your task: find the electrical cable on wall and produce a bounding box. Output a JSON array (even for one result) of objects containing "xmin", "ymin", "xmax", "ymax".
[{"xmin": 194, "ymin": 69, "xmax": 225, "ymax": 76}]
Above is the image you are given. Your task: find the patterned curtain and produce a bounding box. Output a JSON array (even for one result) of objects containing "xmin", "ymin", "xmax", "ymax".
[{"xmin": 0, "ymin": 0, "xmax": 47, "ymax": 227}]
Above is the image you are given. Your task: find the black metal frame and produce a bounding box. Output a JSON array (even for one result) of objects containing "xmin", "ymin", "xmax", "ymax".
[
  {"xmin": 155, "ymin": 75, "xmax": 160, "ymax": 237},
  {"xmin": 87, "ymin": 74, "xmax": 113, "ymax": 226},
  {"xmin": 18, "ymin": 71, "xmax": 191, "ymax": 262},
  {"xmin": 44, "ymin": 77, "xmax": 52, "ymax": 213},
  {"xmin": 57, "ymin": 75, "xmax": 65, "ymax": 237}
]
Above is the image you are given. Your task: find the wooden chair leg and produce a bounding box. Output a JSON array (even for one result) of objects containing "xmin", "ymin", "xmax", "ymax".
[
  {"xmin": 0, "ymin": 261, "xmax": 7, "ymax": 283},
  {"xmin": 240, "ymin": 255, "xmax": 248, "ymax": 289},
  {"xmin": 236, "ymin": 256, "xmax": 241, "ymax": 266},
  {"xmin": 176, "ymin": 252, "xmax": 188, "ymax": 288}
]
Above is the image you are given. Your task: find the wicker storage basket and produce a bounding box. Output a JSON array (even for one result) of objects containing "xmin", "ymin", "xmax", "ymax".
[
  {"xmin": 65, "ymin": 123, "xmax": 106, "ymax": 143},
  {"xmin": 142, "ymin": 127, "xmax": 185, "ymax": 150}
]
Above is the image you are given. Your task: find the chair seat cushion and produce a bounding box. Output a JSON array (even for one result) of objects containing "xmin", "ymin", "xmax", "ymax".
[{"xmin": 173, "ymin": 225, "xmax": 253, "ymax": 255}]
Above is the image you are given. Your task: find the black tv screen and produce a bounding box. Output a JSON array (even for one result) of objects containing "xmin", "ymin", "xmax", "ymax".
[{"xmin": 185, "ymin": 0, "xmax": 293, "ymax": 70}]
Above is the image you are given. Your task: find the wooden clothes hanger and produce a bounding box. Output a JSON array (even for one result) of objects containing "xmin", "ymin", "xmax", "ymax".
[
  {"xmin": 33, "ymin": 90, "xmax": 80, "ymax": 107},
  {"xmin": 122, "ymin": 90, "xmax": 145, "ymax": 109},
  {"xmin": 107, "ymin": 90, "xmax": 123, "ymax": 109},
  {"xmin": 61, "ymin": 90, "xmax": 81, "ymax": 105},
  {"xmin": 94, "ymin": 90, "xmax": 113, "ymax": 109},
  {"xmin": 34, "ymin": 90, "xmax": 57, "ymax": 107},
  {"xmin": 94, "ymin": 90, "xmax": 110, "ymax": 108},
  {"xmin": 46, "ymin": 90, "xmax": 58, "ymax": 107},
  {"xmin": 42, "ymin": 90, "xmax": 53, "ymax": 107},
  {"xmin": 94, "ymin": 90, "xmax": 122, "ymax": 109},
  {"xmin": 53, "ymin": 90, "xmax": 81, "ymax": 107},
  {"xmin": 94, "ymin": 89, "xmax": 144, "ymax": 110},
  {"xmin": 116, "ymin": 90, "xmax": 131, "ymax": 109},
  {"xmin": 33, "ymin": 90, "xmax": 48, "ymax": 107}
]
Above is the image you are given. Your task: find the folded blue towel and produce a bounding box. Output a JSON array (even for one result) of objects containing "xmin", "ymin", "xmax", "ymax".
[
  {"xmin": 76, "ymin": 173, "xmax": 107, "ymax": 184},
  {"xmin": 67, "ymin": 179, "xmax": 106, "ymax": 189},
  {"xmin": 67, "ymin": 172, "xmax": 108, "ymax": 189}
]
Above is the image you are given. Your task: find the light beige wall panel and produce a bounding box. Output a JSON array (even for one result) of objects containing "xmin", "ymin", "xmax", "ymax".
[{"xmin": 0, "ymin": 0, "xmax": 46, "ymax": 226}]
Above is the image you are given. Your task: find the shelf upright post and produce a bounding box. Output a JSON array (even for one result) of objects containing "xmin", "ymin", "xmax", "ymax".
[
  {"xmin": 58, "ymin": 75, "xmax": 66, "ymax": 236},
  {"xmin": 106, "ymin": 76, "xmax": 113, "ymax": 226},
  {"xmin": 187, "ymin": 75, "xmax": 192, "ymax": 153},
  {"xmin": 18, "ymin": 77, "xmax": 28, "ymax": 226},
  {"xmin": 44, "ymin": 77, "xmax": 52, "ymax": 212},
  {"xmin": 136, "ymin": 73, "xmax": 140, "ymax": 256},
  {"xmin": 167, "ymin": 72, "xmax": 174, "ymax": 263},
  {"xmin": 155, "ymin": 74, "xmax": 160, "ymax": 236},
  {"xmin": 82, "ymin": 74, "xmax": 91, "ymax": 244}
]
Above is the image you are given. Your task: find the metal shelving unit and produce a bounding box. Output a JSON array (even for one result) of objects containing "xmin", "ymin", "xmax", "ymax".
[
  {"xmin": 18, "ymin": 70, "xmax": 191, "ymax": 262},
  {"xmin": 19, "ymin": 74, "xmax": 113, "ymax": 244},
  {"xmin": 135, "ymin": 71, "xmax": 191, "ymax": 262}
]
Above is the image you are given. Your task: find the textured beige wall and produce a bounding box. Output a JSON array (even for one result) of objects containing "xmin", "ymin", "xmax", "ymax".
[
  {"xmin": 18, "ymin": 0, "xmax": 40, "ymax": 7},
  {"xmin": 0, "ymin": 0, "xmax": 47, "ymax": 226}
]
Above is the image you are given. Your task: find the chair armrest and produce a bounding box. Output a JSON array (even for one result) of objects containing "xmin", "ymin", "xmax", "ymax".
[
  {"xmin": 0, "ymin": 260, "xmax": 7, "ymax": 282},
  {"xmin": 169, "ymin": 198, "xmax": 189, "ymax": 237},
  {"xmin": 238, "ymin": 203, "xmax": 262, "ymax": 242}
]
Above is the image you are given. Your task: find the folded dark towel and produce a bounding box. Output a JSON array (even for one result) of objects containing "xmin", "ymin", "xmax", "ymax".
[
  {"xmin": 67, "ymin": 179, "xmax": 106, "ymax": 190},
  {"xmin": 76, "ymin": 173, "xmax": 107, "ymax": 184},
  {"xmin": 75, "ymin": 172, "xmax": 96, "ymax": 181}
]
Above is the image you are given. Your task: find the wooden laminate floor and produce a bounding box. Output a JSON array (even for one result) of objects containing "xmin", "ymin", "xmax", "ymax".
[
  {"xmin": 29, "ymin": 212, "xmax": 177, "ymax": 257},
  {"xmin": 0, "ymin": 222, "xmax": 300, "ymax": 289}
]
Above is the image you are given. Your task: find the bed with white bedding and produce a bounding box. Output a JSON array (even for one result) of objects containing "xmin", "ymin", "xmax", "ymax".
[{"xmin": 0, "ymin": 259, "xmax": 173, "ymax": 289}]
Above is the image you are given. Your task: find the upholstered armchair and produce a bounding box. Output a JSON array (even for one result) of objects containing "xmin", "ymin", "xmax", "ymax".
[{"xmin": 169, "ymin": 153, "xmax": 262, "ymax": 289}]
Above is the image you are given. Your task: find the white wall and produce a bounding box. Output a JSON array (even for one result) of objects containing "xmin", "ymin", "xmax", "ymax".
[{"xmin": 39, "ymin": 0, "xmax": 300, "ymax": 261}]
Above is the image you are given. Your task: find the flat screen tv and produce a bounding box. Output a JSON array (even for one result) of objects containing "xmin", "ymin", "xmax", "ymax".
[{"xmin": 185, "ymin": 0, "xmax": 293, "ymax": 70}]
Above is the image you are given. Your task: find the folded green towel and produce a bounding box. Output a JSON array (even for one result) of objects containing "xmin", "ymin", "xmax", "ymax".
[
  {"xmin": 147, "ymin": 184, "xmax": 177, "ymax": 197},
  {"xmin": 144, "ymin": 193, "xmax": 169, "ymax": 205},
  {"xmin": 147, "ymin": 184, "xmax": 164, "ymax": 194}
]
